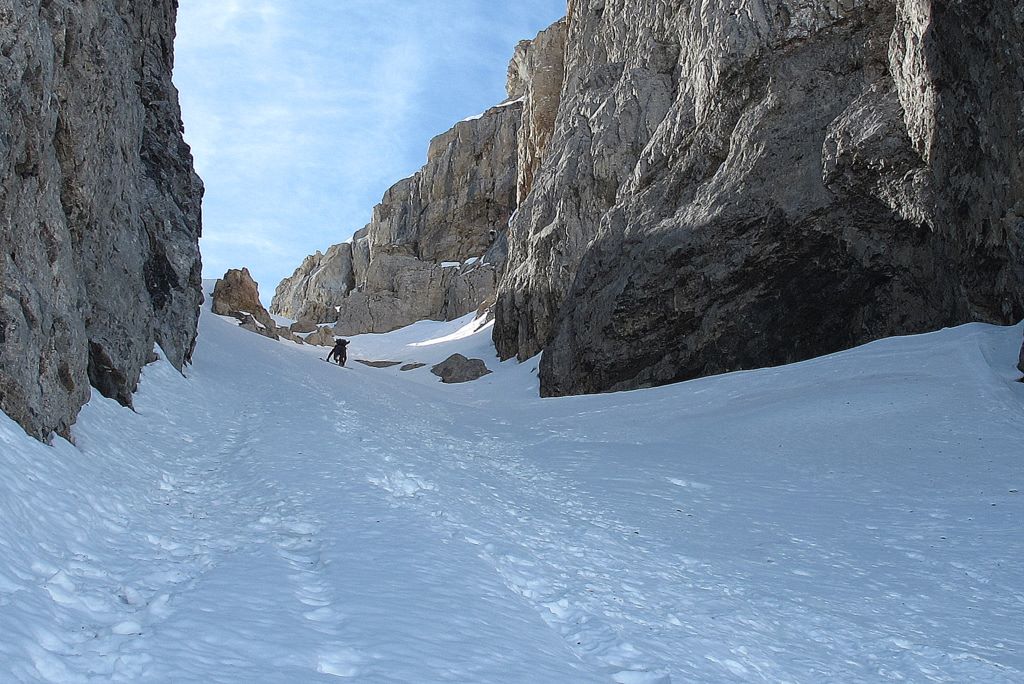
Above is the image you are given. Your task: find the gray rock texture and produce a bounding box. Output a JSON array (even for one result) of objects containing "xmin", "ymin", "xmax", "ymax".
[
  {"xmin": 212, "ymin": 269, "xmax": 279, "ymax": 341},
  {"xmin": 507, "ymin": 19, "xmax": 568, "ymax": 203},
  {"xmin": 355, "ymin": 360, "xmax": 402, "ymax": 369},
  {"xmin": 0, "ymin": 0, "xmax": 203, "ymax": 440},
  {"xmin": 270, "ymin": 244, "xmax": 355, "ymax": 323},
  {"xmin": 289, "ymin": 320, "xmax": 319, "ymax": 334},
  {"xmin": 430, "ymin": 354, "xmax": 492, "ymax": 384},
  {"xmin": 304, "ymin": 327, "xmax": 337, "ymax": 347},
  {"xmin": 493, "ymin": 0, "xmax": 1024, "ymax": 397},
  {"xmin": 274, "ymin": 85, "xmax": 525, "ymax": 336}
]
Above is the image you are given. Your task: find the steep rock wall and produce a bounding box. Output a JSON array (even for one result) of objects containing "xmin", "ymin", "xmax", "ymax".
[
  {"xmin": 0, "ymin": 0, "xmax": 203, "ymax": 440},
  {"xmin": 270, "ymin": 244, "xmax": 356, "ymax": 323},
  {"xmin": 507, "ymin": 19, "xmax": 568, "ymax": 203},
  {"xmin": 492, "ymin": 0, "xmax": 1024, "ymax": 396},
  {"xmin": 271, "ymin": 99, "xmax": 523, "ymax": 334}
]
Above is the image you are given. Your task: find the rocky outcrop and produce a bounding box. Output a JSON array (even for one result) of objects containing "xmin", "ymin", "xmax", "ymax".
[
  {"xmin": 1018, "ymin": 335, "xmax": 1024, "ymax": 376},
  {"xmin": 272, "ymin": 82, "xmax": 525, "ymax": 335},
  {"xmin": 0, "ymin": 0, "xmax": 203, "ymax": 440},
  {"xmin": 304, "ymin": 327, "xmax": 336, "ymax": 347},
  {"xmin": 495, "ymin": 0, "xmax": 1024, "ymax": 396},
  {"xmin": 211, "ymin": 269, "xmax": 278, "ymax": 340},
  {"xmin": 332, "ymin": 257, "xmax": 498, "ymax": 336},
  {"xmin": 270, "ymin": 243, "xmax": 355, "ymax": 323},
  {"xmin": 507, "ymin": 19, "xmax": 568, "ymax": 203},
  {"xmin": 431, "ymin": 354, "xmax": 492, "ymax": 384},
  {"xmin": 356, "ymin": 360, "xmax": 402, "ymax": 369},
  {"xmin": 289, "ymin": 320, "xmax": 319, "ymax": 334}
]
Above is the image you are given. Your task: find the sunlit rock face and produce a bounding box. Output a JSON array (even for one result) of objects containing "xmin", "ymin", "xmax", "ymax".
[
  {"xmin": 270, "ymin": 244, "xmax": 356, "ymax": 324},
  {"xmin": 493, "ymin": 0, "xmax": 1024, "ymax": 396},
  {"xmin": 507, "ymin": 18, "xmax": 568, "ymax": 204},
  {"xmin": 0, "ymin": 0, "xmax": 203, "ymax": 440},
  {"xmin": 272, "ymin": 98, "xmax": 524, "ymax": 335}
]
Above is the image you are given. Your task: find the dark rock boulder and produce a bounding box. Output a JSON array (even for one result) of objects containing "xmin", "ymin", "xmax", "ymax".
[
  {"xmin": 355, "ymin": 360, "xmax": 403, "ymax": 369},
  {"xmin": 430, "ymin": 354, "xmax": 492, "ymax": 384},
  {"xmin": 304, "ymin": 328, "xmax": 337, "ymax": 347},
  {"xmin": 236, "ymin": 314, "xmax": 279, "ymax": 341}
]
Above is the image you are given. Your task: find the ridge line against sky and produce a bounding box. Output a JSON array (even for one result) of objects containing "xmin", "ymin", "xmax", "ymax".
[{"xmin": 174, "ymin": 1, "xmax": 566, "ymax": 301}]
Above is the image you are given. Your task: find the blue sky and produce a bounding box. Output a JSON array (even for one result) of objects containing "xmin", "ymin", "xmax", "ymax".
[{"xmin": 174, "ymin": 1, "xmax": 566, "ymax": 298}]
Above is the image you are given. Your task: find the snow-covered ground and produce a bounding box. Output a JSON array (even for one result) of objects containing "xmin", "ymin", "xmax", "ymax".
[{"xmin": 1, "ymin": 293, "xmax": 1022, "ymax": 683}]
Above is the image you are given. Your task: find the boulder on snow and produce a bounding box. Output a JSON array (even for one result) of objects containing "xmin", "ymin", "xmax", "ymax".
[
  {"xmin": 212, "ymin": 268, "xmax": 279, "ymax": 340},
  {"xmin": 401, "ymin": 363, "xmax": 427, "ymax": 372},
  {"xmin": 290, "ymin": 320, "xmax": 319, "ymax": 334},
  {"xmin": 304, "ymin": 327, "xmax": 337, "ymax": 347},
  {"xmin": 237, "ymin": 313, "xmax": 278, "ymax": 340},
  {"xmin": 430, "ymin": 354, "xmax": 492, "ymax": 384},
  {"xmin": 355, "ymin": 360, "xmax": 402, "ymax": 368},
  {"xmin": 1018, "ymin": 335, "xmax": 1024, "ymax": 376}
]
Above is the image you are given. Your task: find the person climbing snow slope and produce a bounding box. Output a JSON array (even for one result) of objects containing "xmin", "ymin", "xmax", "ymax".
[{"xmin": 327, "ymin": 338, "xmax": 349, "ymax": 366}]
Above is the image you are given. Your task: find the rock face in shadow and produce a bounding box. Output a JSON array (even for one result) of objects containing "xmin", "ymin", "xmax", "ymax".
[
  {"xmin": 0, "ymin": 0, "xmax": 203, "ymax": 440},
  {"xmin": 492, "ymin": 0, "xmax": 1024, "ymax": 397}
]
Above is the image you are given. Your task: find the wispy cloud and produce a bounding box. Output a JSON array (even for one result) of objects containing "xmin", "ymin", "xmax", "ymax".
[{"xmin": 175, "ymin": 0, "xmax": 566, "ymax": 299}]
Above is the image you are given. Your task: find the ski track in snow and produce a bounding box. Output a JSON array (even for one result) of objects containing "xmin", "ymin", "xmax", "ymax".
[{"xmin": 1, "ymin": 297, "xmax": 1022, "ymax": 682}]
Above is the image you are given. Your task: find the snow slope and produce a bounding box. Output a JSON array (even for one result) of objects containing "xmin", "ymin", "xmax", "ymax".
[{"xmin": 1, "ymin": 291, "xmax": 1022, "ymax": 682}]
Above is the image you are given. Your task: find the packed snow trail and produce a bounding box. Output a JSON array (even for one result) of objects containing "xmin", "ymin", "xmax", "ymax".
[{"xmin": 0, "ymin": 298, "xmax": 1022, "ymax": 683}]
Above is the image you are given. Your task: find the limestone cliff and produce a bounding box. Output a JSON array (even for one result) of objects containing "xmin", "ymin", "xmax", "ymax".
[
  {"xmin": 273, "ymin": 1, "xmax": 1022, "ymax": 397},
  {"xmin": 0, "ymin": 0, "xmax": 203, "ymax": 440},
  {"xmin": 270, "ymin": 99, "xmax": 523, "ymax": 335},
  {"xmin": 494, "ymin": 0, "xmax": 1024, "ymax": 396},
  {"xmin": 507, "ymin": 19, "xmax": 568, "ymax": 203},
  {"xmin": 270, "ymin": 244, "xmax": 355, "ymax": 324}
]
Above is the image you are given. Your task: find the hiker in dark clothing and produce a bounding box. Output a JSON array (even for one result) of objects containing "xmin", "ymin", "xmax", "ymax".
[{"xmin": 327, "ymin": 339, "xmax": 349, "ymax": 366}]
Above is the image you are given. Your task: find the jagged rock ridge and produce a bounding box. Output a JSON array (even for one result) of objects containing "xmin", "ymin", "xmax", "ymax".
[{"xmin": 0, "ymin": 0, "xmax": 204, "ymax": 440}]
